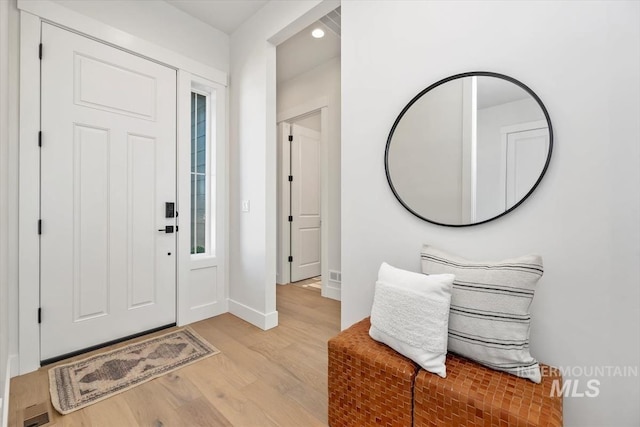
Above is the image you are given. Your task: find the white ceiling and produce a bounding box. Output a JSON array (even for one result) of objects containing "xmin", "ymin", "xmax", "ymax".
[
  {"xmin": 165, "ymin": 0, "xmax": 268, "ymax": 35},
  {"xmin": 276, "ymin": 14, "xmax": 341, "ymax": 83},
  {"xmin": 165, "ymin": 1, "xmax": 341, "ymax": 84}
]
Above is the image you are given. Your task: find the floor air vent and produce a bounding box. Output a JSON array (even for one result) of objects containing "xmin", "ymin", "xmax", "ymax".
[{"xmin": 22, "ymin": 402, "xmax": 50, "ymax": 427}]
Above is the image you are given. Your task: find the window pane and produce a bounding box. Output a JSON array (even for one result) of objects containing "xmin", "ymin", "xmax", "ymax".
[
  {"xmin": 196, "ymin": 94, "xmax": 207, "ymax": 174},
  {"xmin": 195, "ymin": 174, "xmax": 206, "ymax": 253},
  {"xmin": 190, "ymin": 90, "xmax": 213, "ymax": 257}
]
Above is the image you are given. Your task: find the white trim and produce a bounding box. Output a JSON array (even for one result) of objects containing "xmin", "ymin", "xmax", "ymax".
[
  {"xmin": 0, "ymin": 0, "xmax": 9, "ymax": 393},
  {"xmin": 228, "ymin": 299, "xmax": 278, "ymax": 330},
  {"xmin": 17, "ymin": 0, "xmax": 227, "ymax": 86},
  {"xmin": 1, "ymin": 355, "xmax": 16, "ymax": 427},
  {"xmin": 319, "ymin": 108, "xmax": 332, "ymax": 299},
  {"xmin": 500, "ymin": 120, "xmax": 548, "ymax": 135},
  {"xmin": 322, "ymin": 281, "xmax": 341, "ymax": 301},
  {"xmin": 1, "ymin": 363, "xmax": 8, "ymax": 427},
  {"xmin": 277, "ymin": 122, "xmax": 291, "ymax": 285},
  {"xmin": 461, "ymin": 77, "xmax": 477, "ymax": 223},
  {"xmin": 18, "ymin": 11, "xmax": 41, "ymax": 375},
  {"xmin": 177, "ymin": 70, "xmax": 191, "ymax": 327}
]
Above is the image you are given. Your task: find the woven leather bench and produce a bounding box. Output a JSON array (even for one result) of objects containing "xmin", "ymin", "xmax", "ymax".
[
  {"xmin": 328, "ymin": 317, "xmax": 563, "ymax": 427},
  {"xmin": 328, "ymin": 317, "xmax": 418, "ymax": 427}
]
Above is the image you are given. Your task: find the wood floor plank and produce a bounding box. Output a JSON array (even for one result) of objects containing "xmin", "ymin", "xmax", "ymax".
[
  {"xmin": 155, "ymin": 371, "xmax": 204, "ymax": 408},
  {"xmin": 175, "ymin": 397, "xmax": 234, "ymax": 427},
  {"xmin": 241, "ymin": 379, "xmax": 326, "ymax": 427},
  {"xmin": 124, "ymin": 380, "xmax": 191, "ymax": 426},
  {"xmin": 185, "ymin": 362, "xmax": 279, "ymax": 427},
  {"xmin": 8, "ymin": 284, "xmax": 340, "ymax": 426},
  {"xmin": 80, "ymin": 394, "xmax": 140, "ymax": 427}
]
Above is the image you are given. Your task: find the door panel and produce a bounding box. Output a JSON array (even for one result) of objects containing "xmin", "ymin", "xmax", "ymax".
[
  {"xmin": 74, "ymin": 53, "xmax": 157, "ymax": 120},
  {"xmin": 291, "ymin": 123, "xmax": 321, "ymax": 282},
  {"xmin": 40, "ymin": 23, "xmax": 177, "ymax": 361},
  {"xmin": 73, "ymin": 124, "xmax": 110, "ymax": 321}
]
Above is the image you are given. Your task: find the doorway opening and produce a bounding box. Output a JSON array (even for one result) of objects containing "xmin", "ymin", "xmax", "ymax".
[
  {"xmin": 275, "ymin": 7, "xmax": 341, "ymax": 301},
  {"xmin": 278, "ymin": 112, "xmax": 322, "ymax": 289}
]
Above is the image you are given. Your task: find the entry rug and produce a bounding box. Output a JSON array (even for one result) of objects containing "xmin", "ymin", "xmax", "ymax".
[{"xmin": 49, "ymin": 328, "xmax": 220, "ymax": 414}]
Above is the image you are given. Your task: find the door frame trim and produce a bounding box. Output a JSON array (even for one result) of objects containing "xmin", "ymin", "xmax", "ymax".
[
  {"xmin": 499, "ymin": 120, "xmax": 549, "ymax": 212},
  {"xmin": 18, "ymin": 5, "xmax": 228, "ymax": 375}
]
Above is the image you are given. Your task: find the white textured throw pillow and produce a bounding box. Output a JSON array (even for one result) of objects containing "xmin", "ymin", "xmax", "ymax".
[
  {"xmin": 369, "ymin": 262, "xmax": 454, "ymax": 378},
  {"xmin": 421, "ymin": 245, "xmax": 543, "ymax": 383}
]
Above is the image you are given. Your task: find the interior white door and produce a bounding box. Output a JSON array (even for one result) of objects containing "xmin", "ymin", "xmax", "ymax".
[
  {"xmin": 290, "ymin": 124, "xmax": 321, "ymax": 282},
  {"xmin": 505, "ymin": 127, "xmax": 549, "ymax": 207},
  {"xmin": 40, "ymin": 23, "xmax": 177, "ymax": 361}
]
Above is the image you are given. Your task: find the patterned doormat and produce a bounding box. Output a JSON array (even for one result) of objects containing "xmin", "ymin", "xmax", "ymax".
[{"xmin": 49, "ymin": 328, "xmax": 220, "ymax": 414}]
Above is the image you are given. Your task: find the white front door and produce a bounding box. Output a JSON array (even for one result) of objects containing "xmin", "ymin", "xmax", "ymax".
[
  {"xmin": 40, "ymin": 23, "xmax": 177, "ymax": 361},
  {"xmin": 290, "ymin": 124, "xmax": 321, "ymax": 282}
]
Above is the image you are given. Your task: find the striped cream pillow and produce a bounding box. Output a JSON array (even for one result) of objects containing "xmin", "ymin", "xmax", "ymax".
[{"xmin": 421, "ymin": 245, "xmax": 543, "ymax": 383}]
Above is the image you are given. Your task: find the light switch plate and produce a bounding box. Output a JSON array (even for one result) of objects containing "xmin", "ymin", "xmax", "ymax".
[{"xmin": 241, "ymin": 200, "xmax": 250, "ymax": 212}]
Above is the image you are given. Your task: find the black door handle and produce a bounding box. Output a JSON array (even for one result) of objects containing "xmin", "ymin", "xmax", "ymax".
[{"xmin": 158, "ymin": 226, "xmax": 174, "ymax": 233}]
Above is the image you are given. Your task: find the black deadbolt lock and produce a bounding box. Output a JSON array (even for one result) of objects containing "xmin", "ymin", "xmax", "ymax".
[{"xmin": 165, "ymin": 202, "xmax": 175, "ymax": 218}]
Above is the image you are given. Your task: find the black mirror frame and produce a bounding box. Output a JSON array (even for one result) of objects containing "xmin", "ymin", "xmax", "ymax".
[{"xmin": 384, "ymin": 71, "xmax": 554, "ymax": 227}]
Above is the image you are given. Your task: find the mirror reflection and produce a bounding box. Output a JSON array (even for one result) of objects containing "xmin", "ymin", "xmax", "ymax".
[{"xmin": 385, "ymin": 73, "xmax": 552, "ymax": 226}]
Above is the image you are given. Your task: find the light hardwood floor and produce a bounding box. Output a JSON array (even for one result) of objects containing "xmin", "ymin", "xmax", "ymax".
[
  {"xmin": 9, "ymin": 284, "xmax": 341, "ymax": 426},
  {"xmin": 290, "ymin": 277, "xmax": 322, "ymax": 293}
]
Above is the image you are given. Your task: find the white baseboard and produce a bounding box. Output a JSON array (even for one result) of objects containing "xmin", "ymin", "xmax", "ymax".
[
  {"xmin": 322, "ymin": 281, "xmax": 341, "ymax": 301},
  {"xmin": 1, "ymin": 355, "xmax": 16, "ymax": 427},
  {"xmin": 228, "ymin": 299, "xmax": 278, "ymax": 330}
]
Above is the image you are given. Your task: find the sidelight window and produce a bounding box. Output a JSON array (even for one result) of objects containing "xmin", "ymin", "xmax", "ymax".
[{"xmin": 190, "ymin": 90, "xmax": 214, "ymax": 255}]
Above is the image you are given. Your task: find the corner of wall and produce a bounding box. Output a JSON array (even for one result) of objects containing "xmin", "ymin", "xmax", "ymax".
[{"xmin": 228, "ymin": 298, "xmax": 278, "ymax": 330}]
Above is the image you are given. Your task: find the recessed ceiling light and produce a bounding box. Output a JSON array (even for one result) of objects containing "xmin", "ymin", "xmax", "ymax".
[{"xmin": 311, "ymin": 28, "xmax": 325, "ymax": 39}]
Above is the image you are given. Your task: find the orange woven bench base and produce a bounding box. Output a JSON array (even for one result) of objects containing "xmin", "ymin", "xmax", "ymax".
[
  {"xmin": 414, "ymin": 354, "xmax": 563, "ymax": 427},
  {"xmin": 328, "ymin": 317, "xmax": 418, "ymax": 427}
]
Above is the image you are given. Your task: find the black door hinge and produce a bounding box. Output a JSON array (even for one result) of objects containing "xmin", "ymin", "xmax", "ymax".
[
  {"xmin": 288, "ymin": 256, "xmax": 293, "ymax": 262},
  {"xmin": 176, "ymin": 225, "xmax": 179, "ymax": 232},
  {"xmin": 38, "ymin": 219, "xmax": 42, "ymax": 235},
  {"xmin": 39, "ymin": 43, "xmax": 42, "ymax": 60},
  {"xmin": 288, "ymin": 175, "xmax": 293, "ymax": 182},
  {"xmin": 38, "ymin": 131, "xmax": 42, "ymax": 147},
  {"xmin": 38, "ymin": 307, "xmax": 42, "ymax": 324},
  {"xmin": 288, "ymin": 215, "xmax": 293, "ymax": 222},
  {"xmin": 288, "ymin": 135, "xmax": 293, "ymax": 142}
]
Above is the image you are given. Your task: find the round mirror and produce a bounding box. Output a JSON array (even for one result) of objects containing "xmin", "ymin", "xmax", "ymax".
[{"xmin": 385, "ymin": 72, "xmax": 553, "ymax": 226}]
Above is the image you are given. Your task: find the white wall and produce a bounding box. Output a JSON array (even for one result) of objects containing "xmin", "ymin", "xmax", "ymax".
[
  {"xmin": 341, "ymin": 1, "xmax": 639, "ymax": 426},
  {"xmin": 277, "ymin": 56, "xmax": 341, "ymax": 291},
  {"xmin": 228, "ymin": 0, "xmax": 338, "ymax": 328},
  {"xmin": 53, "ymin": 0, "xmax": 229, "ymax": 72}
]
